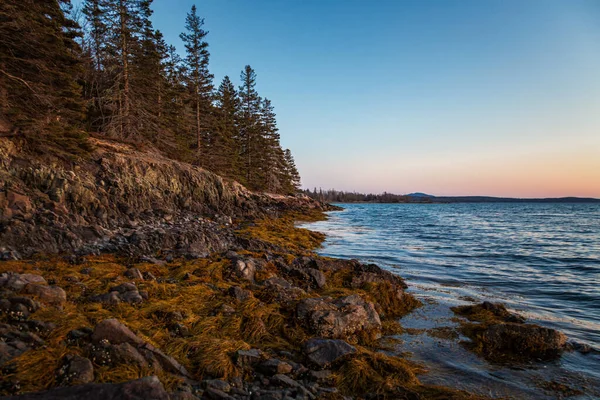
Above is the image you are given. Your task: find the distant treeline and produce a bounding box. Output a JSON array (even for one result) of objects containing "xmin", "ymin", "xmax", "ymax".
[
  {"xmin": 300, "ymin": 189, "xmax": 424, "ymax": 203},
  {"xmin": 0, "ymin": 1, "xmax": 300, "ymax": 194},
  {"xmin": 301, "ymin": 189, "xmax": 600, "ymax": 204}
]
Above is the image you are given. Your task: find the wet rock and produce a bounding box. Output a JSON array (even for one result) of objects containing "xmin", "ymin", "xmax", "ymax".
[
  {"xmin": 479, "ymin": 323, "xmax": 567, "ymax": 359},
  {"xmin": 23, "ymin": 284, "xmax": 67, "ymax": 306},
  {"xmin": 297, "ymin": 295, "xmax": 381, "ymax": 338},
  {"xmin": 91, "ymin": 319, "xmax": 144, "ymax": 346},
  {"xmin": 2, "ymin": 375, "xmax": 170, "ymax": 399},
  {"xmin": 302, "ymin": 338, "xmax": 356, "ymax": 368},
  {"xmin": 57, "ymin": 354, "xmax": 94, "ymax": 385},
  {"xmin": 0, "ymin": 273, "xmax": 46, "ymax": 292},
  {"xmin": 454, "ymin": 301, "xmax": 526, "ymax": 324},
  {"xmin": 124, "ymin": 268, "xmax": 144, "ymax": 280}
]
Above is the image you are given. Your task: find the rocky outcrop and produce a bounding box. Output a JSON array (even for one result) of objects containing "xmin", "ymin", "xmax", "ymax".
[
  {"xmin": 453, "ymin": 301, "xmax": 567, "ymax": 361},
  {"xmin": 297, "ymin": 295, "xmax": 382, "ymax": 339},
  {"xmin": 0, "ymin": 137, "xmax": 332, "ymax": 258}
]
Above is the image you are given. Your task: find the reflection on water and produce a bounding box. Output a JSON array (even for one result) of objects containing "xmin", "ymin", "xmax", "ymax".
[{"xmin": 302, "ymin": 203, "xmax": 600, "ymax": 398}]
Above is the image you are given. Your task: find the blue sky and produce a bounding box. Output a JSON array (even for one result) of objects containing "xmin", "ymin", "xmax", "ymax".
[{"xmin": 77, "ymin": 0, "xmax": 600, "ymax": 197}]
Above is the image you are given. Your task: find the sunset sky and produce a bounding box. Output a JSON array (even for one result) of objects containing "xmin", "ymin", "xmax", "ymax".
[{"xmin": 100, "ymin": 0, "xmax": 600, "ymax": 197}]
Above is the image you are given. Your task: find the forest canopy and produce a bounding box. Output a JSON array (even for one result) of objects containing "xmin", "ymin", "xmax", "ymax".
[{"xmin": 0, "ymin": 0, "xmax": 301, "ymax": 194}]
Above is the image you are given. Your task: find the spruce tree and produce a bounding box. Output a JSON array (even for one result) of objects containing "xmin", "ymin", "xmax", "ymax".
[
  {"xmin": 238, "ymin": 65, "xmax": 261, "ymax": 188},
  {"xmin": 212, "ymin": 76, "xmax": 241, "ymax": 180},
  {"xmin": 180, "ymin": 5, "xmax": 213, "ymax": 158},
  {"xmin": 284, "ymin": 149, "xmax": 301, "ymax": 192},
  {"xmin": 0, "ymin": 0, "xmax": 89, "ymax": 155}
]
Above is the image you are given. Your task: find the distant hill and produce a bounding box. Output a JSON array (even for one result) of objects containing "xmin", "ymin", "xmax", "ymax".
[{"xmin": 406, "ymin": 192, "xmax": 435, "ymax": 198}]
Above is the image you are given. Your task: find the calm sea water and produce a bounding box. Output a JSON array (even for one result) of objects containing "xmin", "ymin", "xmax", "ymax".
[{"xmin": 303, "ymin": 203, "xmax": 600, "ymax": 398}]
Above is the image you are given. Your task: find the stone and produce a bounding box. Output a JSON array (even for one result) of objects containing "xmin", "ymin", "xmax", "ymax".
[
  {"xmin": 91, "ymin": 319, "xmax": 144, "ymax": 346},
  {"xmin": 204, "ymin": 387, "xmax": 235, "ymax": 400},
  {"xmin": 0, "ymin": 273, "xmax": 46, "ymax": 292},
  {"xmin": 258, "ymin": 359, "xmax": 293, "ymax": 375},
  {"xmin": 124, "ymin": 268, "xmax": 144, "ymax": 280},
  {"xmin": 58, "ymin": 355, "xmax": 94, "ymax": 385},
  {"xmin": 23, "ymin": 284, "xmax": 67, "ymax": 306},
  {"xmin": 203, "ymin": 379, "xmax": 231, "ymax": 393},
  {"xmin": 296, "ymin": 295, "xmax": 381, "ymax": 338},
  {"xmin": 111, "ymin": 282, "xmax": 137, "ymax": 293},
  {"xmin": 302, "ymin": 338, "xmax": 357, "ymax": 368},
  {"xmin": 228, "ymin": 286, "xmax": 252, "ymax": 302},
  {"xmin": 308, "ymin": 369, "xmax": 332, "ymax": 383},
  {"xmin": 1, "ymin": 375, "xmax": 170, "ymax": 400},
  {"xmin": 270, "ymin": 374, "xmax": 301, "ymax": 388},
  {"xmin": 89, "ymin": 291, "xmax": 121, "ymax": 305},
  {"xmin": 480, "ymin": 323, "xmax": 567, "ymax": 359},
  {"xmin": 236, "ymin": 348, "xmax": 263, "ymax": 368},
  {"xmin": 231, "ymin": 258, "xmax": 256, "ymax": 282}
]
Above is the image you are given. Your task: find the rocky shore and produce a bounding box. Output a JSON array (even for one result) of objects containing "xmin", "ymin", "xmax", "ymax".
[{"xmin": 0, "ymin": 137, "xmax": 574, "ymax": 399}]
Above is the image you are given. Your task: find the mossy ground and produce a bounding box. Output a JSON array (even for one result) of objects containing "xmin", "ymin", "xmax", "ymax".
[{"xmin": 0, "ymin": 210, "xmax": 481, "ymax": 399}]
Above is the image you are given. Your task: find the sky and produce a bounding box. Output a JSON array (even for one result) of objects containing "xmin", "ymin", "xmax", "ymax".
[{"xmin": 79, "ymin": 0, "xmax": 600, "ymax": 197}]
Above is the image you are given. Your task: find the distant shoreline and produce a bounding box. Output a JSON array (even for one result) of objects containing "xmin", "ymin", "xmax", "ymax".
[{"xmin": 330, "ymin": 197, "xmax": 600, "ymax": 204}]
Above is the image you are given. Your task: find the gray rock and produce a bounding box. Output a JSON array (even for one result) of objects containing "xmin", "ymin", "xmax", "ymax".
[
  {"xmin": 91, "ymin": 319, "xmax": 144, "ymax": 345},
  {"xmin": 204, "ymin": 387, "xmax": 236, "ymax": 400},
  {"xmin": 231, "ymin": 258, "xmax": 256, "ymax": 282},
  {"xmin": 23, "ymin": 284, "xmax": 67, "ymax": 306},
  {"xmin": 297, "ymin": 295, "xmax": 381, "ymax": 339},
  {"xmin": 58, "ymin": 354, "xmax": 94, "ymax": 385},
  {"xmin": 302, "ymin": 338, "xmax": 356, "ymax": 368},
  {"xmin": 236, "ymin": 348, "xmax": 263, "ymax": 368},
  {"xmin": 202, "ymin": 379, "xmax": 231, "ymax": 393}
]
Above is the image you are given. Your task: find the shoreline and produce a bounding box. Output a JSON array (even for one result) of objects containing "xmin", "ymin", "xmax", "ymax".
[
  {"xmin": 0, "ymin": 208, "xmax": 483, "ymax": 399},
  {"xmin": 303, "ymin": 206, "xmax": 600, "ymax": 399}
]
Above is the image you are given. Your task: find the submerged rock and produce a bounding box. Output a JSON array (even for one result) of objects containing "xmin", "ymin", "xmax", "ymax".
[{"xmin": 480, "ymin": 323, "xmax": 567, "ymax": 359}]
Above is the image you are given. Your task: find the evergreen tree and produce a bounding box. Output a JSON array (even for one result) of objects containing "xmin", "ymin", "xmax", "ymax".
[
  {"xmin": 212, "ymin": 76, "xmax": 241, "ymax": 179},
  {"xmin": 284, "ymin": 149, "xmax": 301, "ymax": 192},
  {"xmin": 180, "ymin": 5, "xmax": 213, "ymax": 158},
  {"xmin": 0, "ymin": 0, "xmax": 89, "ymax": 155},
  {"xmin": 238, "ymin": 65, "xmax": 261, "ymax": 188}
]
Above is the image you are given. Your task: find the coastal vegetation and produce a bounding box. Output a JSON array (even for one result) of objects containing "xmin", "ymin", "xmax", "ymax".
[{"xmin": 0, "ymin": 0, "xmax": 300, "ymax": 194}]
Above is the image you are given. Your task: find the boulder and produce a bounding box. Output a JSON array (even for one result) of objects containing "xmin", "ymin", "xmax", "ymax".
[
  {"xmin": 231, "ymin": 258, "xmax": 256, "ymax": 282},
  {"xmin": 235, "ymin": 348, "xmax": 264, "ymax": 368},
  {"xmin": 228, "ymin": 286, "xmax": 252, "ymax": 302},
  {"xmin": 297, "ymin": 295, "xmax": 381, "ymax": 338},
  {"xmin": 480, "ymin": 323, "xmax": 567, "ymax": 359},
  {"xmin": 0, "ymin": 273, "xmax": 46, "ymax": 292},
  {"xmin": 58, "ymin": 355, "xmax": 94, "ymax": 385},
  {"xmin": 23, "ymin": 284, "xmax": 67, "ymax": 306},
  {"xmin": 91, "ymin": 319, "xmax": 144, "ymax": 346},
  {"xmin": 302, "ymin": 338, "xmax": 356, "ymax": 368}
]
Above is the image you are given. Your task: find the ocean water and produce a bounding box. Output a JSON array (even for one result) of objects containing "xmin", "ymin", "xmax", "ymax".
[{"xmin": 303, "ymin": 203, "xmax": 600, "ymax": 398}]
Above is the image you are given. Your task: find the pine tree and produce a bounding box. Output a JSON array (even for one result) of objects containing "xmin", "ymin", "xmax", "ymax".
[
  {"xmin": 180, "ymin": 5, "xmax": 213, "ymax": 158},
  {"xmin": 212, "ymin": 76, "xmax": 241, "ymax": 179},
  {"xmin": 259, "ymin": 98, "xmax": 287, "ymax": 193},
  {"xmin": 284, "ymin": 149, "xmax": 301, "ymax": 192},
  {"xmin": 238, "ymin": 65, "xmax": 261, "ymax": 188},
  {"xmin": 0, "ymin": 0, "xmax": 89, "ymax": 155}
]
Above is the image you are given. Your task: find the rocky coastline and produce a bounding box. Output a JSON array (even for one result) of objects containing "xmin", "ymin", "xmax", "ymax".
[{"xmin": 0, "ymin": 137, "xmax": 574, "ymax": 399}]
